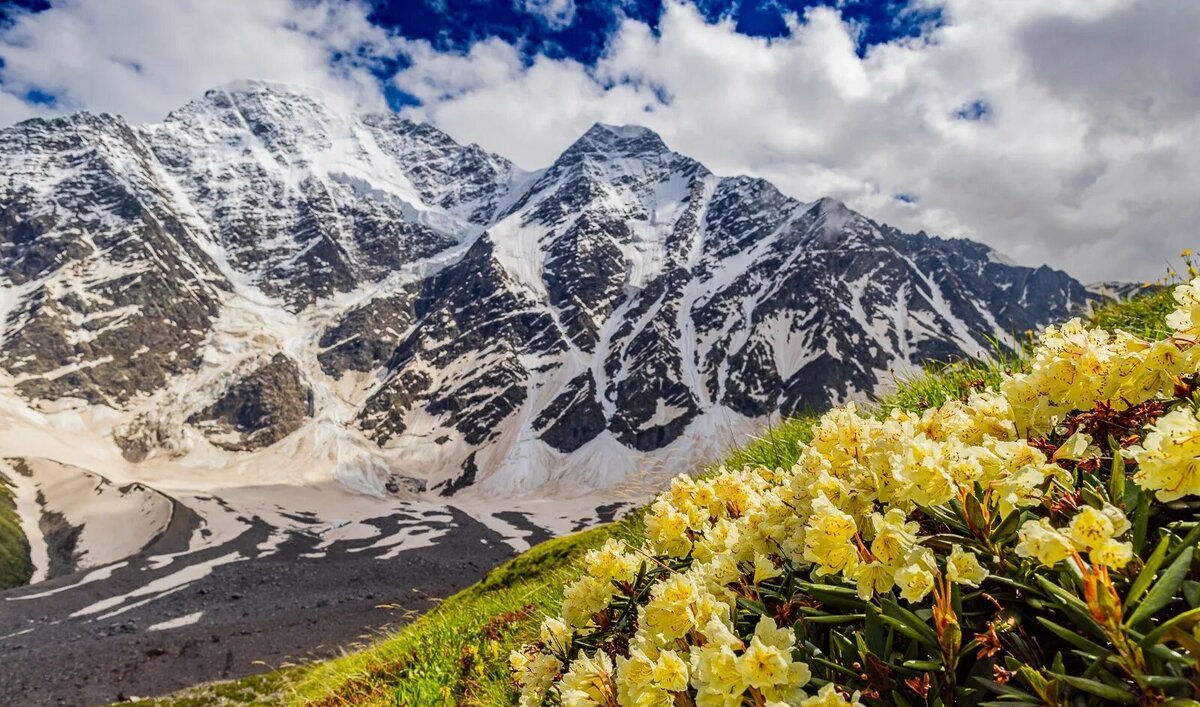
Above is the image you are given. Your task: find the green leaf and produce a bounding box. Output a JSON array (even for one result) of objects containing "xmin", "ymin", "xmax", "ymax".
[
  {"xmin": 965, "ymin": 492, "xmax": 987, "ymax": 535},
  {"xmin": 1164, "ymin": 522, "xmax": 1200, "ymax": 567},
  {"xmin": 1184, "ymin": 580, "xmax": 1200, "ymax": 608},
  {"xmin": 1035, "ymin": 617, "xmax": 1111, "ymax": 657},
  {"xmin": 1108, "ymin": 436, "xmax": 1126, "ymax": 502},
  {"xmin": 1144, "ymin": 675, "xmax": 1196, "ymax": 690},
  {"xmin": 882, "ymin": 598, "xmax": 940, "ymax": 648},
  {"xmin": 1127, "ymin": 531, "xmax": 1171, "ymax": 609},
  {"xmin": 991, "ymin": 507, "xmax": 1024, "ymax": 542},
  {"xmin": 1126, "ymin": 547, "xmax": 1194, "ymax": 628},
  {"xmin": 803, "ymin": 614, "xmax": 865, "ymax": 624},
  {"xmin": 1132, "ymin": 491, "xmax": 1151, "ymax": 554},
  {"xmin": 1139, "ymin": 606, "xmax": 1200, "ymax": 647},
  {"xmin": 865, "ymin": 603, "xmax": 885, "ymax": 655},
  {"xmin": 736, "ymin": 597, "xmax": 769, "ymax": 617},
  {"xmin": 1053, "ymin": 674, "xmax": 1136, "ymax": 703},
  {"xmin": 878, "ymin": 615, "xmax": 937, "ymax": 650},
  {"xmin": 903, "ymin": 659, "xmax": 943, "ymax": 671},
  {"xmin": 1034, "ymin": 576, "xmax": 1106, "ymax": 639}
]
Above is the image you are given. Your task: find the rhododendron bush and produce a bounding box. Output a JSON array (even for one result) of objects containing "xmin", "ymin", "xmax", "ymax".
[{"xmin": 511, "ymin": 277, "xmax": 1200, "ymax": 706}]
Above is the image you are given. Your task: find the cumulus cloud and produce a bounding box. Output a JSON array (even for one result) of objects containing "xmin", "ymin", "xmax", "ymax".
[
  {"xmin": 520, "ymin": 0, "xmax": 578, "ymax": 29},
  {"xmin": 1, "ymin": 0, "xmax": 1196, "ymax": 282},
  {"xmin": 0, "ymin": 0, "xmax": 394, "ymax": 125},
  {"xmin": 395, "ymin": 0, "xmax": 1200, "ymax": 282}
]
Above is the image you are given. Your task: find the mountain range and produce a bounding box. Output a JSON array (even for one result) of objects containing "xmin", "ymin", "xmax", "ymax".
[{"xmin": 0, "ymin": 79, "xmax": 1094, "ymax": 500}]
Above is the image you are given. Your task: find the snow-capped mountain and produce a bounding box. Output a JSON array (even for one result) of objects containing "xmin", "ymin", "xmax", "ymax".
[{"xmin": 0, "ymin": 80, "xmax": 1093, "ymax": 499}]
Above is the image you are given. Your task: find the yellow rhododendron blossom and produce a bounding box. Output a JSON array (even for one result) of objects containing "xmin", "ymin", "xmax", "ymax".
[
  {"xmin": 652, "ymin": 650, "xmax": 689, "ymax": 692},
  {"xmin": 560, "ymin": 651, "xmax": 616, "ymax": 707},
  {"xmin": 1015, "ymin": 519, "xmax": 1075, "ymax": 567},
  {"xmin": 800, "ymin": 683, "xmax": 865, "ymax": 707},
  {"xmin": 946, "ymin": 544, "xmax": 989, "ymax": 587},
  {"xmin": 1067, "ymin": 505, "xmax": 1116, "ymax": 551},
  {"xmin": 1167, "ymin": 276, "xmax": 1200, "ymax": 339},
  {"xmin": 1090, "ymin": 538, "xmax": 1133, "ymax": 569},
  {"xmin": 1127, "ymin": 406, "xmax": 1200, "ymax": 501}
]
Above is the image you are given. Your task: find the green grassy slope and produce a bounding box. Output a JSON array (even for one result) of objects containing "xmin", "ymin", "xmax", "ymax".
[
  {"xmin": 0, "ymin": 471, "xmax": 33, "ymax": 590},
  {"xmin": 129, "ymin": 286, "xmax": 1175, "ymax": 707}
]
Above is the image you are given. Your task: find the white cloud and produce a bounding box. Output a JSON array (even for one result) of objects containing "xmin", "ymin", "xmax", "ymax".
[
  {"xmin": 0, "ymin": 0, "xmax": 394, "ymax": 125},
  {"xmin": 1, "ymin": 0, "xmax": 1195, "ymax": 282},
  {"xmin": 520, "ymin": 0, "xmax": 578, "ymax": 30},
  {"xmin": 395, "ymin": 0, "xmax": 1200, "ymax": 283}
]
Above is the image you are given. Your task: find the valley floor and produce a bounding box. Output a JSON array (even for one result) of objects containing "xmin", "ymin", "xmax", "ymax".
[{"xmin": 0, "ymin": 485, "xmax": 624, "ymax": 706}]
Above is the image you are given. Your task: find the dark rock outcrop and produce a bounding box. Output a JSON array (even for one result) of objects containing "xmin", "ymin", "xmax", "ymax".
[{"xmin": 187, "ymin": 355, "xmax": 313, "ymax": 451}]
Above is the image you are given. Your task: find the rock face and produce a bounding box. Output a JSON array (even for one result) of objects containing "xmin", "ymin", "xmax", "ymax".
[
  {"xmin": 0, "ymin": 81, "xmax": 1097, "ymax": 497},
  {"xmin": 188, "ymin": 355, "xmax": 313, "ymax": 451}
]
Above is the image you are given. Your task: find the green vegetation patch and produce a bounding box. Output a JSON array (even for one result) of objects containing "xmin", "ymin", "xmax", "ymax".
[{"xmin": 0, "ymin": 470, "xmax": 32, "ymax": 590}]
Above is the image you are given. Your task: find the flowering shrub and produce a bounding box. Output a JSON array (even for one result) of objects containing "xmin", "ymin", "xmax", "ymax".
[{"xmin": 511, "ymin": 276, "xmax": 1200, "ymax": 706}]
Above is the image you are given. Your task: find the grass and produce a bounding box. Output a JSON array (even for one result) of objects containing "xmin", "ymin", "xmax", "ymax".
[
  {"xmin": 0, "ymin": 471, "xmax": 33, "ymax": 590},
  {"xmin": 120, "ymin": 285, "xmax": 1178, "ymax": 706},
  {"xmin": 286, "ymin": 521, "xmax": 653, "ymax": 707}
]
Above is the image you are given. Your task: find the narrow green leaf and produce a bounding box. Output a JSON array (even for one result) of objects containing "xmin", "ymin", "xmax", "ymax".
[
  {"xmin": 992, "ymin": 508, "xmax": 1024, "ymax": 542},
  {"xmin": 882, "ymin": 598, "xmax": 939, "ymax": 647},
  {"xmin": 903, "ymin": 659, "xmax": 943, "ymax": 671},
  {"xmin": 1035, "ymin": 617, "xmax": 1111, "ymax": 657},
  {"xmin": 1144, "ymin": 675, "xmax": 1196, "ymax": 690},
  {"xmin": 878, "ymin": 615, "xmax": 937, "ymax": 650},
  {"xmin": 1164, "ymin": 522, "xmax": 1200, "ymax": 567},
  {"xmin": 736, "ymin": 597, "xmax": 769, "ymax": 617},
  {"xmin": 1108, "ymin": 438, "xmax": 1126, "ymax": 503},
  {"xmin": 1127, "ymin": 531, "xmax": 1171, "ymax": 609},
  {"xmin": 1034, "ymin": 576, "xmax": 1106, "ymax": 639},
  {"xmin": 864, "ymin": 602, "xmax": 885, "ymax": 655},
  {"xmin": 1139, "ymin": 606, "xmax": 1200, "ymax": 647},
  {"xmin": 1132, "ymin": 491, "xmax": 1151, "ymax": 554},
  {"xmin": 1126, "ymin": 547, "xmax": 1193, "ymax": 628},
  {"xmin": 965, "ymin": 492, "xmax": 987, "ymax": 535},
  {"xmin": 803, "ymin": 614, "xmax": 865, "ymax": 625},
  {"xmin": 1054, "ymin": 674, "xmax": 1136, "ymax": 703}
]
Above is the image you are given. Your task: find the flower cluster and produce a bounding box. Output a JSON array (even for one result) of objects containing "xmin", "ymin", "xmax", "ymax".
[{"xmin": 512, "ymin": 276, "xmax": 1200, "ymax": 707}]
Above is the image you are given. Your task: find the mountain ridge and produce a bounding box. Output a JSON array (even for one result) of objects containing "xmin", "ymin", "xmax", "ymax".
[{"xmin": 0, "ymin": 80, "xmax": 1094, "ymax": 500}]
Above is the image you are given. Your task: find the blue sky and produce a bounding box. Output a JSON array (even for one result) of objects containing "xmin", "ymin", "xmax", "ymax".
[
  {"xmin": 1, "ymin": 0, "xmax": 944, "ymax": 112},
  {"xmin": 0, "ymin": 0, "xmax": 1197, "ymax": 282}
]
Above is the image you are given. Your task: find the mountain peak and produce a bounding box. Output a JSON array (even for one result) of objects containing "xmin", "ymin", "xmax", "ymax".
[
  {"xmin": 570, "ymin": 122, "xmax": 670, "ymax": 157},
  {"xmin": 205, "ymin": 78, "xmax": 324, "ymax": 99}
]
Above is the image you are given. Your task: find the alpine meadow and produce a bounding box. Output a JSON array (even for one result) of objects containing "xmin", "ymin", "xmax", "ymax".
[{"xmin": 1, "ymin": 1, "xmax": 1198, "ymax": 706}]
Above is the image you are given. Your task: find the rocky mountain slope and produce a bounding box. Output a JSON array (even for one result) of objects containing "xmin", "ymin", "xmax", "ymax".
[{"xmin": 0, "ymin": 80, "xmax": 1093, "ymax": 502}]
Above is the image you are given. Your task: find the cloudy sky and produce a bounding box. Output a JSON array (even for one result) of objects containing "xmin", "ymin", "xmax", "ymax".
[{"xmin": 0, "ymin": 0, "xmax": 1196, "ymax": 283}]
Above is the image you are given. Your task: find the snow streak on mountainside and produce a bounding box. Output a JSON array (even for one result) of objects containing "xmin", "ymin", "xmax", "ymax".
[{"xmin": 0, "ymin": 80, "xmax": 1094, "ymax": 500}]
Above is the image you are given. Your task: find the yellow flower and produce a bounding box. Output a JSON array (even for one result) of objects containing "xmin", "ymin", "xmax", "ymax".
[
  {"xmin": 1090, "ymin": 538, "xmax": 1133, "ymax": 569},
  {"xmin": 645, "ymin": 499, "xmax": 693, "ymax": 557},
  {"xmin": 753, "ymin": 554, "xmax": 782, "ymax": 585},
  {"xmin": 869, "ymin": 508, "xmax": 919, "ymax": 565},
  {"xmin": 850, "ymin": 560, "xmax": 895, "ymax": 600},
  {"xmin": 653, "ymin": 650, "xmax": 689, "ymax": 692},
  {"xmin": 1015, "ymin": 519, "xmax": 1075, "ymax": 567},
  {"xmin": 895, "ymin": 563, "xmax": 935, "ymax": 603},
  {"xmin": 946, "ymin": 544, "xmax": 988, "ymax": 587},
  {"xmin": 540, "ymin": 616, "xmax": 572, "ymax": 653},
  {"xmin": 1167, "ymin": 276, "xmax": 1200, "ymax": 339},
  {"xmin": 800, "ymin": 683, "xmax": 865, "ymax": 707},
  {"xmin": 1067, "ymin": 506, "xmax": 1116, "ymax": 551},
  {"xmin": 1127, "ymin": 406, "xmax": 1200, "ymax": 501},
  {"xmin": 736, "ymin": 637, "xmax": 790, "ymax": 689},
  {"xmin": 803, "ymin": 494, "xmax": 859, "ymax": 575},
  {"xmin": 560, "ymin": 650, "xmax": 616, "ymax": 707}
]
